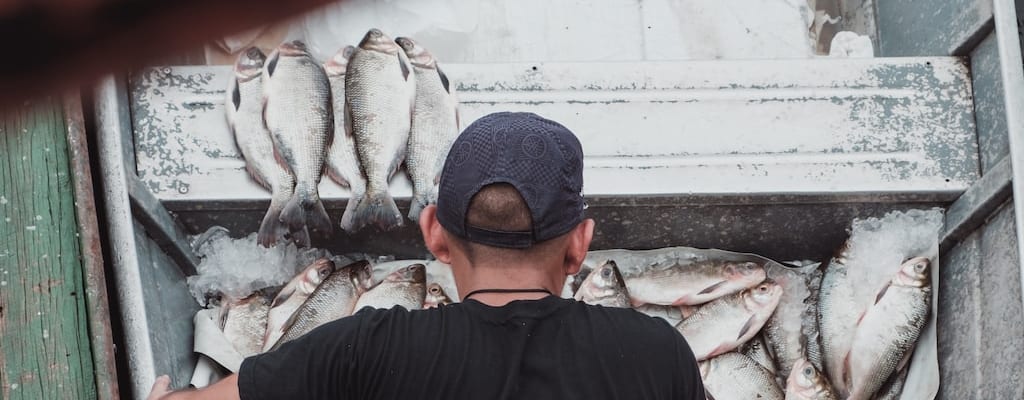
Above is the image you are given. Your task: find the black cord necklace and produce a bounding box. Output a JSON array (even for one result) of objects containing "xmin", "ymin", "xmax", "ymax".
[{"xmin": 463, "ymin": 288, "xmax": 554, "ymax": 301}]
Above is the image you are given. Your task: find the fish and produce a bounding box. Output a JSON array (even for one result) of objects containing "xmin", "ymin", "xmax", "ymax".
[
  {"xmin": 323, "ymin": 45, "xmax": 369, "ymax": 233},
  {"xmin": 872, "ymin": 358, "xmax": 909, "ymax": 400},
  {"xmin": 817, "ymin": 246, "xmax": 859, "ymax": 395},
  {"xmin": 423, "ymin": 283, "xmax": 453, "ymax": 309},
  {"xmin": 345, "ymin": 28, "xmax": 416, "ymax": 231},
  {"xmin": 395, "ymin": 36, "xmax": 459, "ymax": 222},
  {"xmin": 220, "ymin": 292, "xmax": 271, "ymax": 358},
  {"xmin": 262, "ymin": 40, "xmax": 334, "ymax": 243},
  {"xmin": 625, "ymin": 260, "xmax": 766, "ymax": 307},
  {"xmin": 225, "ymin": 47, "xmax": 296, "ymax": 247},
  {"xmin": 785, "ymin": 358, "xmax": 837, "ymax": 400},
  {"xmin": 573, "ymin": 260, "xmax": 631, "ymax": 308},
  {"xmin": 354, "ymin": 263, "xmax": 427, "ymax": 312},
  {"xmin": 846, "ymin": 257, "xmax": 931, "ymax": 400},
  {"xmin": 740, "ymin": 334, "xmax": 777, "ymax": 377},
  {"xmin": 269, "ymin": 260, "xmax": 373, "ymax": 350},
  {"xmin": 763, "ymin": 262, "xmax": 821, "ymax": 382},
  {"xmin": 261, "ymin": 258, "xmax": 335, "ymax": 351},
  {"xmin": 675, "ymin": 280, "xmax": 783, "ymax": 361},
  {"xmin": 700, "ymin": 352, "xmax": 784, "ymax": 400}
]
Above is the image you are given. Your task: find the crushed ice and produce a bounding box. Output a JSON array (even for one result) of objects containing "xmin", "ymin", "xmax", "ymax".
[{"xmin": 845, "ymin": 208, "xmax": 943, "ymax": 305}]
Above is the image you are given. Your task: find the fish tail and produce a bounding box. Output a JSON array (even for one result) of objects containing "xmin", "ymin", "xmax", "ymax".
[
  {"xmin": 290, "ymin": 226, "xmax": 311, "ymax": 248},
  {"xmin": 351, "ymin": 191, "xmax": 404, "ymax": 231},
  {"xmin": 308, "ymin": 195, "xmax": 332, "ymax": 235},
  {"xmin": 407, "ymin": 193, "xmax": 429, "ymax": 222},
  {"xmin": 279, "ymin": 194, "xmax": 307, "ymax": 233},
  {"xmin": 339, "ymin": 194, "xmax": 362, "ymax": 233},
  {"xmin": 256, "ymin": 206, "xmax": 287, "ymax": 248}
]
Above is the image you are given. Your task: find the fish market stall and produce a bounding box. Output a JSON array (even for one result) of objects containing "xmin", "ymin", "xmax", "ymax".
[{"xmin": 94, "ymin": 1, "xmax": 1024, "ymax": 399}]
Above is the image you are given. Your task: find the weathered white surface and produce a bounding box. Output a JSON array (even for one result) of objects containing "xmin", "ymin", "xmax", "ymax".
[
  {"xmin": 294, "ymin": 0, "xmax": 816, "ymax": 62},
  {"xmin": 130, "ymin": 57, "xmax": 977, "ymax": 206}
]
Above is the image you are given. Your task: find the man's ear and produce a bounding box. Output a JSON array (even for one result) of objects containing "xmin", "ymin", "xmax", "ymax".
[
  {"xmin": 419, "ymin": 205, "xmax": 452, "ymax": 263},
  {"xmin": 564, "ymin": 219, "xmax": 595, "ymax": 275}
]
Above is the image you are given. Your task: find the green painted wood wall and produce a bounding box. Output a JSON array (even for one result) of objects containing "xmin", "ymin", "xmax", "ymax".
[{"xmin": 0, "ymin": 98, "xmax": 98, "ymax": 399}]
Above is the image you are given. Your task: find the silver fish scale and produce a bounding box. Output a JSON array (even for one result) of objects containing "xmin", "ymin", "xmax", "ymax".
[
  {"xmin": 346, "ymin": 48, "xmax": 414, "ymax": 197},
  {"xmin": 326, "ymin": 72, "xmax": 366, "ymax": 195},
  {"xmin": 742, "ymin": 335, "xmax": 778, "ymax": 376},
  {"xmin": 703, "ymin": 353, "xmax": 784, "ymax": 400},
  {"xmin": 228, "ymin": 73, "xmax": 296, "ymax": 244},
  {"xmin": 406, "ymin": 63, "xmax": 458, "ymax": 215},
  {"xmin": 264, "ymin": 55, "xmax": 332, "ymax": 197},
  {"xmin": 817, "ymin": 257, "xmax": 859, "ymax": 394},
  {"xmin": 222, "ymin": 296, "xmax": 270, "ymax": 358},
  {"xmin": 847, "ymin": 285, "xmax": 930, "ymax": 400},
  {"xmin": 676, "ymin": 292, "xmax": 759, "ymax": 360},
  {"xmin": 272, "ymin": 268, "xmax": 361, "ymax": 349},
  {"xmin": 353, "ymin": 281, "xmax": 425, "ymax": 312},
  {"xmin": 872, "ymin": 362, "xmax": 909, "ymax": 400}
]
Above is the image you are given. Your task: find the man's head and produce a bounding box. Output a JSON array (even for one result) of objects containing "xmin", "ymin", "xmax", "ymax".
[{"xmin": 419, "ymin": 112, "xmax": 594, "ymax": 297}]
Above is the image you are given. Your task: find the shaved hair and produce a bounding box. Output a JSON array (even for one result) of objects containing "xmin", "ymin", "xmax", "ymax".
[{"xmin": 450, "ymin": 183, "xmax": 567, "ymax": 263}]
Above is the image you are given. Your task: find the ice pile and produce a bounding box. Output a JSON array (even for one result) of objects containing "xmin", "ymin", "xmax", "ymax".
[
  {"xmin": 187, "ymin": 227, "xmax": 331, "ymax": 305},
  {"xmin": 845, "ymin": 208, "xmax": 943, "ymax": 304}
]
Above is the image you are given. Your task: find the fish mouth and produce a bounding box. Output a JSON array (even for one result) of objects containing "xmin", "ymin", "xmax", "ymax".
[
  {"xmin": 359, "ymin": 28, "xmax": 399, "ymax": 54},
  {"xmin": 395, "ymin": 37, "xmax": 416, "ymax": 52},
  {"xmin": 279, "ymin": 40, "xmax": 309, "ymax": 56}
]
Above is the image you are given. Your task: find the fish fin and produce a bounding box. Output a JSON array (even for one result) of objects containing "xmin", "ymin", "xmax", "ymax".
[
  {"xmin": 272, "ymin": 145, "xmax": 293, "ymax": 176},
  {"xmin": 737, "ymin": 314, "xmax": 757, "ymax": 340},
  {"xmin": 257, "ymin": 206, "xmax": 285, "ymax": 248},
  {"xmin": 350, "ymin": 192, "xmax": 404, "ymax": 231},
  {"xmin": 437, "ymin": 66, "xmax": 451, "ymax": 94},
  {"xmin": 344, "ymin": 99, "xmax": 354, "ymax": 138},
  {"xmin": 279, "ymin": 195, "xmax": 306, "ymax": 234},
  {"xmin": 407, "ymin": 194, "xmax": 428, "ymax": 222},
  {"xmin": 398, "ymin": 53, "xmax": 411, "ymax": 81},
  {"xmin": 339, "ymin": 195, "xmax": 362, "ymax": 233},
  {"xmin": 245, "ymin": 163, "xmax": 269, "ymax": 189},
  {"xmin": 678, "ymin": 305, "xmax": 697, "ymax": 319},
  {"xmin": 630, "ymin": 297, "xmax": 645, "ymax": 308},
  {"xmin": 230, "ymin": 79, "xmax": 242, "ymax": 111},
  {"xmin": 874, "ymin": 281, "xmax": 891, "ymax": 304},
  {"xmin": 697, "ymin": 280, "xmax": 727, "ymax": 296},
  {"xmin": 270, "ymin": 287, "xmax": 296, "ymax": 308},
  {"xmin": 289, "ymin": 226, "xmax": 311, "ymax": 248},
  {"xmin": 327, "ymin": 167, "xmax": 350, "ymax": 188},
  {"xmin": 308, "ymin": 196, "xmax": 332, "ymax": 236},
  {"xmin": 389, "ymin": 150, "xmax": 406, "ymax": 181},
  {"xmin": 266, "ymin": 51, "xmax": 279, "ymax": 77}
]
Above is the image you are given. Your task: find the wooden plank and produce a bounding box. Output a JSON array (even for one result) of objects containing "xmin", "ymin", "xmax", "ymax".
[{"xmin": 0, "ymin": 98, "xmax": 98, "ymax": 399}]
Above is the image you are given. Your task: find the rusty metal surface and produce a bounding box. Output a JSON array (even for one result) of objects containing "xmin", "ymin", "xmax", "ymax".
[{"xmin": 63, "ymin": 92, "xmax": 120, "ymax": 399}]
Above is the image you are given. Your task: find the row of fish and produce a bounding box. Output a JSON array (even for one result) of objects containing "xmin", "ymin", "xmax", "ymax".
[
  {"xmin": 226, "ymin": 28, "xmax": 459, "ymax": 248},
  {"xmin": 571, "ymin": 246, "xmax": 932, "ymax": 400},
  {"xmin": 217, "ymin": 259, "xmax": 451, "ymax": 357}
]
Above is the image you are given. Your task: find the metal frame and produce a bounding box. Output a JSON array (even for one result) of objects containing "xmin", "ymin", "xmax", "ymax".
[
  {"xmin": 96, "ymin": 76, "xmax": 157, "ymax": 400},
  {"xmin": 991, "ymin": 0, "xmax": 1024, "ymax": 315}
]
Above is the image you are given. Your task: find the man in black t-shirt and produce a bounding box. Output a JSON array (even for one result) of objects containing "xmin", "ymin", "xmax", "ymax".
[{"xmin": 149, "ymin": 112, "xmax": 705, "ymax": 400}]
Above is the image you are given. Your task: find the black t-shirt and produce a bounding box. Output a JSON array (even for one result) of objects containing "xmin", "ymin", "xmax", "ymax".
[{"xmin": 239, "ymin": 296, "xmax": 704, "ymax": 400}]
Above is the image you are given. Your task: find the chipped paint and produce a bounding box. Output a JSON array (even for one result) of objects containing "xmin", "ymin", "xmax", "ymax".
[{"xmin": 130, "ymin": 58, "xmax": 977, "ymax": 208}]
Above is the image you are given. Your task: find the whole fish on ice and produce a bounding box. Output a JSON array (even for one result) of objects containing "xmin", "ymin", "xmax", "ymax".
[
  {"xmin": 573, "ymin": 260, "xmax": 631, "ymax": 308},
  {"xmin": 423, "ymin": 283, "xmax": 453, "ymax": 309},
  {"xmin": 354, "ymin": 263, "xmax": 427, "ymax": 312},
  {"xmin": 220, "ymin": 292, "xmax": 271, "ymax": 358},
  {"xmin": 270, "ymin": 260, "xmax": 373, "ymax": 349},
  {"xmin": 395, "ymin": 36, "xmax": 459, "ymax": 222},
  {"xmin": 701, "ymin": 352, "xmax": 784, "ymax": 400},
  {"xmin": 846, "ymin": 257, "xmax": 931, "ymax": 400},
  {"xmin": 817, "ymin": 245, "xmax": 858, "ymax": 394},
  {"xmin": 323, "ymin": 45, "xmax": 369, "ymax": 233},
  {"xmin": 675, "ymin": 280, "xmax": 783, "ymax": 360},
  {"xmin": 785, "ymin": 358, "xmax": 837, "ymax": 400},
  {"xmin": 626, "ymin": 259, "xmax": 766, "ymax": 307},
  {"xmin": 262, "ymin": 258, "xmax": 335, "ymax": 351},
  {"xmin": 345, "ymin": 28, "xmax": 416, "ymax": 231},
  {"xmin": 225, "ymin": 47, "xmax": 296, "ymax": 247},
  {"xmin": 262, "ymin": 40, "xmax": 333, "ymax": 244}
]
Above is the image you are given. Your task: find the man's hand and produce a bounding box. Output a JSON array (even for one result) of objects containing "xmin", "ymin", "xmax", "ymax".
[
  {"xmin": 146, "ymin": 375, "xmax": 173, "ymax": 400},
  {"xmin": 144, "ymin": 374, "xmax": 241, "ymax": 400}
]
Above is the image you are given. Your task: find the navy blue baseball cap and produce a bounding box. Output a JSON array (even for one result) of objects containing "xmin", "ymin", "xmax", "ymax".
[{"xmin": 436, "ymin": 112, "xmax": 586, "ymax": 249}]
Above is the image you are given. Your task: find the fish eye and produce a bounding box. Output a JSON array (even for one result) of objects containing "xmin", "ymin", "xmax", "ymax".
[
  {"xmin": 601, "ymin": 267, "xmax": 613, "ymax": 278},
  {"xmin": 803, "ymin": 367, "xmax": 814, "ymax": 376},
  {"xmin": 430, "ymin": 286, "xmax": 440, "ymax": 294}
]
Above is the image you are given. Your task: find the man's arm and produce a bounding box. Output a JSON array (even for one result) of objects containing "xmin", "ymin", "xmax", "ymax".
[{"xmin": 147, "ymin": 374, "xmax": 241, "ymax": 400}]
